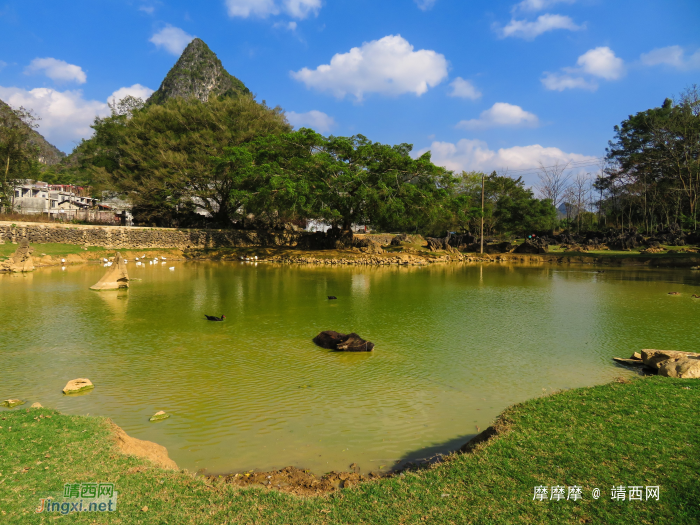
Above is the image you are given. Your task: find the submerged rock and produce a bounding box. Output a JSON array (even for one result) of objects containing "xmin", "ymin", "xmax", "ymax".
[
  {"xmin": 313, "ymin": 331, "xmax": 375, "ymax": 352},
  {"xmin": 62, "ymin": 378, "xmax": 94, "ymax": 394},
  {"xmin": 2, "ymin": 399, "xmax": 25, "ymax": 408},
  {"xmin": 90, "ymin": 252, "xmax": 129, "ymax": 290},
  {"xmin": 150, "ymin": 410, "xmax": 170, "ymax": 422},
  {"xmin": 612, "ymin": 357, "xmax": 649, "ymax": 368}
]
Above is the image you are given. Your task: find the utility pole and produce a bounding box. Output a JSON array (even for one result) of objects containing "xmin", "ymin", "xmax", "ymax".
[{"xmin": 480, "ymin": 172, "xmax": 485, "ymax": 255}]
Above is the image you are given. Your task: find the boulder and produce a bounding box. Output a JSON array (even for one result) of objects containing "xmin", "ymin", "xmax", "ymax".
[
  {"xmin": 658, "ymin": 357, "xmax": 700, "ymax": 378},
  {"xmin": 62, "ymin": 378, "xmax": 94, "ymax": 394},
  {"xmin": 484, "ymin": 242, "xmax": 514, "ymax": 254},
  {"xmin": 2, "ymin": 399, "xmax": 24, "ymax": 408},
  {"xmin": 641, "ymin": 349, "xmax": 700, "ymax": 369},
  {"xmin": 0, "ymin": 239, "xmax": 34, "ymax": 272},
  {"xmin": 90, "ymin": 252, "xmax": 129, "ymax": 290},
  {"xmin": 313, "ymin": 331, "xmax": 375, "ymax": 352},
  {"xmin": 149, "ymin": 410, "xmax": 170, "ymax": 422},
  {"xmin": 352, "ymin": 237, "xmax": 384, "ymax": 254},
  {"xmin": 31, "ymin": 402, "xmax": 43, "ymax": 408},
  {"xmin": 426, "ymin": 237, "xmax": 447, "ymax": 251},
  {"xmin": 513, "ymin": 239, "xmax": 548, "ymax": 254},
  {"xmin": 391, "ymin": 234, "xmax": 411, "ymax": 246},
  {"xmin": 391, "ymin": 234, "xmax": 424, "ymax": 246}
]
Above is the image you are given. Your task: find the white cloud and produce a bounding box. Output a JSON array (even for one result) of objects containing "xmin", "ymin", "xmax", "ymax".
[
  {"xmin": 224, "ymin": 0, "xmax": 321, "ymax": 19},
  {"xmin": 0, "ymin": 86, "xmax": 109, "ymax": 151},
  {"xmin": 448, "ymin": 77, "xmax": 481, "ymax": 100},
  {"xmin": 512, "ymin": 0, "xmax": 575, "ymax": 13},
  {"xmin": 542, "ymin": 46, "xmax": 624, "ymax": 91},
  {"xmin": 416, "ymin": 138, "xmax": 596, "ymax": 184},
  {"xmin": 640, "ymin": 45, "xmax": 700, "ymax": 70},
  {"xmin": 541, "ymin": 72, "xmax": 597, "ymax": 91},
  {"xmin": 291, "ymin": 35, "xmax": 448, "ymax": 101},
  {"xmin": 576, "ymin": 46, "xmax": 624, "ymax": 80},
  {"xmin": 108, "ymin": 84, "xmax": 155, "ymax": 105},
  {"xmin": 415, "ymin": 0, "xmax": 437, "ymax": 11},
  {"xmin": 0, "ymin": 84, "xmax": 158, "ymax": 152},
  {"xmin": 496, "ymin": 14, "xmax": 583, "ymax": 40},
  {"xmin": 139, "ymin": 5, "xmax": 155, "ymax": 14},
  {"xmin": 273, "ymin": 20, "xmax": 297, "ymax": 30},
  {"xmin": 149, "ymin": 25, "xmax": 195, "ymax": 56},
  {"xmin": 456, "ymin": 102, "xmax": 539, "ymax": 129},
  {"xmin": 286, "ymin": 110, "xmax": 335, "ymax": 133},
  {"xmin": 24, "ymin": 58, "xmax": 87, "ymax": 84},
  {"xmin": 284, "ymin": 0, "xmax": 321, "ymax": 19}
]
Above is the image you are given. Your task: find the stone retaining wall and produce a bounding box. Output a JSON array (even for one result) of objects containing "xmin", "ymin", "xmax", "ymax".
[{"xmin": 0, "ymin": 223, "xmax": 302, "ymax": 249}]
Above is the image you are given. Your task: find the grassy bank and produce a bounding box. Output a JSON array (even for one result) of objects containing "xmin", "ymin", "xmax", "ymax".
[
  {"xmin": 1, "ymin": 376, "xmax": 698, "ymax": 524},
  {"xmin": 0, "ymin": 243, "xmax": 184, "ymax": 264}
]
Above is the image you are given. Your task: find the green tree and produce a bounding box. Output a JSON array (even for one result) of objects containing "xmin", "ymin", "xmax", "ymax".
[
  {"xmin": 0, "ymin": 103, "xmax": 41, "ymax": 209},
  {"xmin": 486, "ymin": 173, "xmax": 557, "ymax": 234},
  {"xmin": 605, "ymin": 86, "xmax": 700, "ymax": 230},
  {"xmin": 212, "ymin": 129, "xmax": 457, "ymax": 232},
  {"xmin": 89, "ymin": 95, "xmax": 291, "ymax": 226}
]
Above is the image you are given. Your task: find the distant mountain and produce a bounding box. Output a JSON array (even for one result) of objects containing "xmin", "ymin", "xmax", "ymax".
[
  {"xmin": 0, "ymin": 99, "xmax": 65, "ymax": 166},
  {"xmin": 147, "ymin": 38, "xmax": 251, "ymax": 105}
]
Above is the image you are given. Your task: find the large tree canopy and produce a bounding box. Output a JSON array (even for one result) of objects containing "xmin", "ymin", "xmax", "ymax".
[
  {"xmin": 212, "ymin": 129, "xmax": 456, "ymax": 230},
  {"xmin": 89, "ymin": 94, "xmax": 291, "ymax": 226},
  {"xmin": 0, "ymin": 104, "xmax": 41, "ymax": 209},
  {"xmin": 604, "ymin": 86, "xmax": 700, "ymax": 230}
]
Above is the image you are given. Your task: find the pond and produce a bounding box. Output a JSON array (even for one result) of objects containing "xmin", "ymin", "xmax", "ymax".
[{"xmin": 1, "ymin": 261, "xmax": 699, "ymax": 475}]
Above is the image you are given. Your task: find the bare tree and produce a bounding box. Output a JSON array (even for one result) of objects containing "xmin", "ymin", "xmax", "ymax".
[
  {"xmin": 570, "ymin": 172, "xmax": 591, "ymax": 232},
  {"xmin": 536, "ymin": 161, "xmax": 572, "ymax": 209}
]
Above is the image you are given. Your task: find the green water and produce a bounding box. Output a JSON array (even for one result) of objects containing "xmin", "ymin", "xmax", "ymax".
[{"xmin": 1, "ymin": 261, "xmax": 699, "ymax": 475}]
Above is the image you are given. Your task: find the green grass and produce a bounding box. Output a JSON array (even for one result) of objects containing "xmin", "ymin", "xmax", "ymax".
[
  {"xmin": 1, "ymin": 376, "xmax": 698, "ymax": 524},
  {"xmin": 547, "ymin": 245, "xmax": 699, "ymax": 259},
  {"xmin": 0, "ymin": 244, "xmax": 183, "ymax": 262},
  {"xmin": 0, "ymin": 243, "xmax": 103, "ymax": 258}
]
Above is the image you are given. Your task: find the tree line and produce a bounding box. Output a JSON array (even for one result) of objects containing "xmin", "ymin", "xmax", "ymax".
[
  {"xmin": 10, "ymin": 85, "xmax": 698, "ymax": 237},
  {"xmin": 0, "ymin": 93, "xmax": 556, "ymax": 236}
]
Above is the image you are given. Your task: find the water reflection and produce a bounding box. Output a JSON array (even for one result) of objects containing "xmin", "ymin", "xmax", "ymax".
[{"xmin": 1, "ymin": 261, "xmax": 698, "ymax": 475}]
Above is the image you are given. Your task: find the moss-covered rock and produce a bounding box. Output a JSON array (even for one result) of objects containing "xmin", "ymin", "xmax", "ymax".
[
  {"xmin": 2, "ymin": 399, "xmax": 25, "ymax": 408},
  {"xmin": 149, "ymin": 410, "xmax": 170, "ymax": 422}
]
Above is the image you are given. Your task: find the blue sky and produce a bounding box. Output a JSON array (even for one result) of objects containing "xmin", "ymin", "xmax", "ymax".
[{"xmin": 1, "ymin": 0, "xmax": 699, "ymax": 185}]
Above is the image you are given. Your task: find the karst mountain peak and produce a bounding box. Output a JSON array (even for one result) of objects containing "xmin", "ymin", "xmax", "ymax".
[{"xmin": 147, "ymin": 38, "xmax": 251, "ymax": 105}]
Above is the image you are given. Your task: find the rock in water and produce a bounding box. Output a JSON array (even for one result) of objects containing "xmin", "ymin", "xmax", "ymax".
[
  {"xmin": 90, "ymin": 253, "xmax": 129, "ymax": 290},
  {"xmin": 658, "ymin": 357, "xmax": 700, "ymax": 378},
  {"xmin": 31, "ymin": 402, "xmax": 43, "ymax": 408},
  {"xmin": 63, "ymin": 378, "xmax": 94, "ymax": 394},
  {"xmin": 150, "ymin": 411, "xmax": 170, "ymax": 422},
  {"xmin": 2, "ymin": 399, "xmax": 25, "ymax": 408},
  {"xmin": 313, "ymin": 331, "xmax": 375, "ymax": 352},
  {"xmin": 641, "ymin": 349, "xmax": 700, "ymax": 369},
  {"xmin": 0, "ymin": 239, "xmax": 35, "ymax": 273}
]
